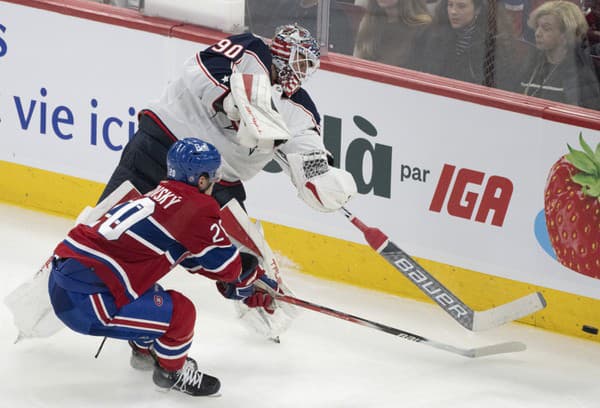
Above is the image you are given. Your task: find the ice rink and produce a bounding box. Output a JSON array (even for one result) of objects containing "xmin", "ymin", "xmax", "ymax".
[{"xmin": 1, "ymin": 202, "xmax": 599, "ymax": 407}]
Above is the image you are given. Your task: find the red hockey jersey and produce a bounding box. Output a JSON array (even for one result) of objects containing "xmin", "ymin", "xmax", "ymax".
[{"xmin": 54, "ymin": 180, "xmax": 242, "ymax": 307}]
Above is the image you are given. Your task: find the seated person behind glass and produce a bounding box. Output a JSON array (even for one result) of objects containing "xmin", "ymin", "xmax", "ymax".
[
  {"xmin": 353, "ymin": 0, "xmax": 432, "ymax": 68},
  {"xmin": 412, "ymin": 0, "xmax": 519, "ymax": 91},
  {"xmin": 520, "ymin": 0, "xmax": 600, "ymax": 110}
]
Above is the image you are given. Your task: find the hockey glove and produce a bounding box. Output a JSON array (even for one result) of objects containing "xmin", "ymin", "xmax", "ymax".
[
  {"xmin": 287, "ymin": 150, "xmax": 357, "ymax": 212},
  {"xmin": 216, "ymin": 253, "xmax": 279, "ymax": 314},
  {"xmin": 243, "ymin": 288, "xmax": 276, "ymax": 314},
  {"xmin": 228, "ymin": 73, "xmax": 291, "ymax": 149}
]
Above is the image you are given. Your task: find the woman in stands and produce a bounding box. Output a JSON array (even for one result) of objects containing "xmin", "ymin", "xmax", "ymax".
[
  {"xmin": 519, "ymin": 0, "xmax": 600, "ymax": 109},
  {"xmin": 412, "ymin": 0, "xmax": 519, "ymax": 91},
  {"xmin": 353, "ymin": 0, "xmax": 432, "ymax": 68}
]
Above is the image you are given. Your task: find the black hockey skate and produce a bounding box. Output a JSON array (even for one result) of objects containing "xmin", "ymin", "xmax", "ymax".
[{"xmin": 153, "ymin": 357, "xmax": 220, "ymax": 397}]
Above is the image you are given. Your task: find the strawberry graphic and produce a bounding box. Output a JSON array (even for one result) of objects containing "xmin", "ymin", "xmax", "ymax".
[{"xmin": 544, "ymin": 134, "xmax": 600, "ymax": 278}]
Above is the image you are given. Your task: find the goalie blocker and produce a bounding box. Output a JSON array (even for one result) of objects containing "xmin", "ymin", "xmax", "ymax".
[{"xmin": 224, "ymin": 73, "xmax": 291, "ymax": 150}]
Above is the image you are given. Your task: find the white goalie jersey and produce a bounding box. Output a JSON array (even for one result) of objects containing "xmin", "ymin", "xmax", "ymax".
[{"xmin": 147, "ymin": 32, "xmax": 325, "ymax": 184}]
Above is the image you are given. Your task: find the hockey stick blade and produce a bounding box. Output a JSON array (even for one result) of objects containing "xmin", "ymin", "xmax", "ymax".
[
  {"xmin": 426, "ymin": 338, "xmax": 526, "ymax": 358},
  {"xmin": 276, "ymin": 294, "xmax": 526, "ymax": 358},
  {"xmin": 471, "ymin": 292, "xmax": 546, "ymax": 331},
  {"xmin": 340, "ymin": 207, "xmax": 547, "ymax": 331}
]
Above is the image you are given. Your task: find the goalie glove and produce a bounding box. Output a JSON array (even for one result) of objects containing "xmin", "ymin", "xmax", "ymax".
[
  {"xmin": 228, "ymin": 73, "xmax": 291, "ymax": 149},
  {"xmin": 287, "ymin": 150, "xmax": 358, "ymax": 212}
]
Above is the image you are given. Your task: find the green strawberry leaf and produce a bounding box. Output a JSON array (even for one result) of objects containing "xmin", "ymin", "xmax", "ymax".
[
  {"xmin": 586, "ymin": 181, "xmax": 600, "ymax": 197},
  {"xmin": 573, "ymin": 173, "xmax": 600, "ymax": 197},
  {"xmin": 579, "ymin": 133, "xmax": 595, "ymax": 158},
  {"xmin": 566, "ymin": 145, "xmax": 599, "ymax": 176},
  {"xmin": 578, "ymin": 133, "xmax": 600, "ymax": 174},
  {"xmin": 572, "ymin": 172, "xmax": 596, "ymax": 185}
]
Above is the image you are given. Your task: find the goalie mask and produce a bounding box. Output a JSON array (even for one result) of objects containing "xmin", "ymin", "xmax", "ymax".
[
  {"xmin": 270, "ymin": 24, "xmax": 320, "ymax": 97},
  {"xmin": 167, "ymin": 138, "xmax": 222, "ymax": 186}
]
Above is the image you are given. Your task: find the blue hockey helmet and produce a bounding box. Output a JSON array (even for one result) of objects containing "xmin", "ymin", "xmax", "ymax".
[{"xmin": 167, "ymin": 138, "xmax": 222, "ymax": 186}]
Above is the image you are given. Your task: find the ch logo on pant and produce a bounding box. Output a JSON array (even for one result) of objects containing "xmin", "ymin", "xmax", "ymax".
[{"xmin": 153, "ymin": 295, "xmax": 163, "ymax": 307}]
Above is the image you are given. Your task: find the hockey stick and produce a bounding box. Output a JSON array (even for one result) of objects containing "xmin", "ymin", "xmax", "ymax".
[
  {"xmin": 272, "ymin": 150, "xmax": 545, "ymax": 331},
  {"xmin": 341, "ymin": 207, "xmax": 547, "ymax": 331},
  {"xmin": 275, "ymin": 294, "xmax": 526, "ymax": 358}
]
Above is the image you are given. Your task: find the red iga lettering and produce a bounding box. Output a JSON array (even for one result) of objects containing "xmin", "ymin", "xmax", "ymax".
[{"xmin": 429, "ymin": 164, "xmax": 513, "ymax": 227}]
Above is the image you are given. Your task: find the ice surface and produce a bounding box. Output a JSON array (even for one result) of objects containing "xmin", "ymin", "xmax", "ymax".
[{"xmin": 1, "ymin": 203, "xmax": 599, "ymax": 407}]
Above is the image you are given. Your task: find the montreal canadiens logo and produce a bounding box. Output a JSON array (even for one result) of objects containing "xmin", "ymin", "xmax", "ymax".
[{"xmin": 153, "ymin": 295, "xmax": 163, "ymax": 307}]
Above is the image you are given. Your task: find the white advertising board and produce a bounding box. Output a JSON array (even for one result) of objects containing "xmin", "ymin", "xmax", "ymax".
[{"xmin": 2, "ymin": 2, "xmax": 600, "ymax": 299}]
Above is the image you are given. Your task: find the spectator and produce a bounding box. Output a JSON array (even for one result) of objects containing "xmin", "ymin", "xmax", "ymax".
[
  {"xmin": 521, "ymin": 0, "xmax": 581, "ymax": 42},
  {"xmin": 413, "ymin": 0, "xmax": 520, "ymax": 90},
  {"xmin": 519, "ymin": 1, "xmax": 600, "ymax": 109},
  {"xmin": 353, "ymin": 0, "xmax": 432, "ymax": 68}
]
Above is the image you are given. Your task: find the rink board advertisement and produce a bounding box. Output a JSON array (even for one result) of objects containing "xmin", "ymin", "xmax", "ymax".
[{"xmin": 1, "ymin": 1, "xmax": 600, "ymax": 313}]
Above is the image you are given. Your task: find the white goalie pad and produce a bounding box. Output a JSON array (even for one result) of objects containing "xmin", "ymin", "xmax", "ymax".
[
  {"xmin": 229, "ymin": 73, "xmax": 291, "ymax": 149},
  {"xmin": 4, "ymin": 256, "xmax": 63, "ymax": 343},
  {"xmin": 3, "ymin": 181, "xmax": 141, "ymax": 342},
  {"xmin": 78, "ymin": 181, "xmax": 142, "ymax": 226},
  {"xmin": 220, "ymin": 199, "xmax": 299, "ymax": 339},
  {"xmin": 287, "ymin": 151, "xmax": 357, "ymax": 212}
]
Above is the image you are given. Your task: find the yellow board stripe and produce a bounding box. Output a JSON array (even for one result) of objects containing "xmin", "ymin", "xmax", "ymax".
[
  {"xmin": 0, "ymin": 161, "xmax": 104, "ymax": 218},
  {"xmin": 2, "ymin": 159, "xmax": 599, "ymax": 343}
]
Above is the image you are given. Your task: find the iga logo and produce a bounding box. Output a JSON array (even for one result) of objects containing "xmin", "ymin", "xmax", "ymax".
[
  {"xmin": 0, "ymin": 23, "xmax": 7, "ymax": 58},
  {"xmin": 429, "ymin": 164, "xmax": 513, "ymax": 227}
]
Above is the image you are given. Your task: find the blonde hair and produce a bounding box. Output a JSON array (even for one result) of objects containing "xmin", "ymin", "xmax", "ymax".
[
  {"xmin": 528, "ymin": 1, "xmax": 589, "ymax": 44},
  {"xmin": 355, "ymin": 0, "xmax": 432, "ymax": 58}
]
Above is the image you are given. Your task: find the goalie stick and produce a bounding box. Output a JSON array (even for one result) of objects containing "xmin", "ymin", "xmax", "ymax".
[
  {"xmin": 275, "ymin": 293, "xmax": 526, "ymax": 358},
  {"xmin": 272, "ymin": 149, "xmax": 546, "ymax": 331},
  {"xmin": 341, "ymin": 207, "xmax": 547, "ymax": 331}
]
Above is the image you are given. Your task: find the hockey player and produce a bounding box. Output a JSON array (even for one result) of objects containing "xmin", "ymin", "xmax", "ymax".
[
  {"xmin": 47, "ymin": 138, "xmax": 279, "ymax": 397},
  {"xmin": 99, "ymin": 23, "xmax": 355, "ymax": 209},
  {"xmin": 97, "ymin": 23, "xmax": 357, "ymax": 337}
]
